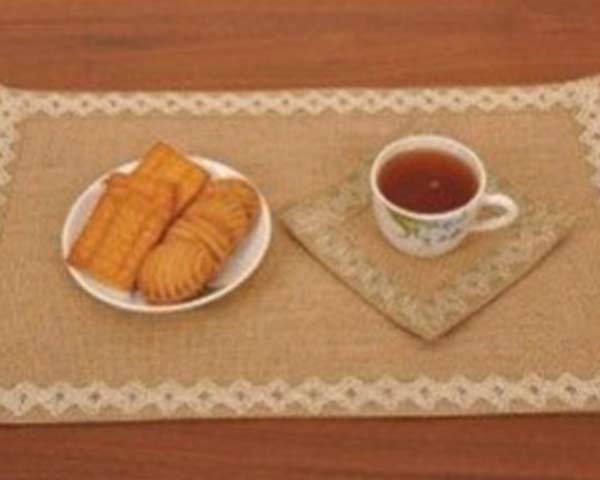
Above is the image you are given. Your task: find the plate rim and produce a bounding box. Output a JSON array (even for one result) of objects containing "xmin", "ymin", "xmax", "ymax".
[{"xmin": 61, "ymin": 156, "xmax": 272, "ymax": 314}]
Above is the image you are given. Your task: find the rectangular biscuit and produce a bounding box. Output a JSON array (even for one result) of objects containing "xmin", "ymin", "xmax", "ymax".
[
  {"xmin": 67, "ymin": 174, "xmax": 176, "ymax": 291},
  {"xmin": 133, "ymin": 142, "xmax": 209, "ymax": 213}
]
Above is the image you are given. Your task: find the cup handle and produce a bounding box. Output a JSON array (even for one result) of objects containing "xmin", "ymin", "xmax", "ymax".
[{"xmin": 470, "ymin": 193, "xmax": 519, "ymax": 232}]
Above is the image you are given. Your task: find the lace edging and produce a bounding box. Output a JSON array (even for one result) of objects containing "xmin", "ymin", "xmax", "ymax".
[
  {"xmin": 2, "ymin": 374, "xmax": 600, "ymax": 418},
  {"xmin": 281, "ymin": 167, "xmax": 571, "ymax": 340},
  {"xmin": 0, "ymin": 87, "xmax": 22, "ymax": 209},
  {"xmin": 0, "ymin": 79, "xmax": 585, "ymax": 117},
  {"xmin": 575, "ymin": 76, "xmax": 600, "ymax": 192}
]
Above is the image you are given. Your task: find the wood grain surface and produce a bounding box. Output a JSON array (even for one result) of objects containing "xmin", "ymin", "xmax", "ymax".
[{"xmin": 1, "ymin": 1, "xmax": 600, "ymax": 478}]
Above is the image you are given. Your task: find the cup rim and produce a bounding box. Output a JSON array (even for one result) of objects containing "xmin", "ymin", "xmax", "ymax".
[{"xmin": 370, "ymin": 134, "xmax": 487, "ymax": 221}]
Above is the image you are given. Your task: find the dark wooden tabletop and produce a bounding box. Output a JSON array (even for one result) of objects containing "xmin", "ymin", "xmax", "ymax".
[{"xmin": 2, "ymin": 1, "xmax": 600, "ymax": 478}]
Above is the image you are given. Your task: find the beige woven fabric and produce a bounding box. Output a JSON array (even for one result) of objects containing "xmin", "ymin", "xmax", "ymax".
[
  {"xmin": 282, "ymin": 165, "xmax": 570, "ymax": 340},
  {"xmin": 0, "ymin": 77, "xmax": 600, "ymax": 423}
]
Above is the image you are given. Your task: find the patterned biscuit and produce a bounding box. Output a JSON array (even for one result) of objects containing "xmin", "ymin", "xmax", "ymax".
[
  {"xmin": 167, "ymin": 216, "xmax": 234, "ymax": 264},
  {"xmin": 137, "ymin": 241, "xmax": 216, "ymax": 304},
  {"xmin": 134, "ymin": 175, "xmax": 260, "ymax": 304},
  {"xmin": 212, "ymin": 178, "xmax": 260, "ymax": 223},
  {"xmin": 184, "ymin": 186, "xmax": 249, "ymax": 242}
]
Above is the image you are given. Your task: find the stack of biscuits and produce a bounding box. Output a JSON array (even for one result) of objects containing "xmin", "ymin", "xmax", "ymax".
[{"xmin": 67, "ymin": 142, "xmax": 260, "ymax": 304}]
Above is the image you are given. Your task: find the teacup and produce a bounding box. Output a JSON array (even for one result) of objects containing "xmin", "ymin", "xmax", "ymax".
[{"xmin": 370, "ymin": 135, "xmax": 519, "ymax": 257}]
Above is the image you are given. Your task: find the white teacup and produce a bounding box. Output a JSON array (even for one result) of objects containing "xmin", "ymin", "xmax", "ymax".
[{"xmin": 370, "ymin": 135, "xmax": 519, "ymax": 257}]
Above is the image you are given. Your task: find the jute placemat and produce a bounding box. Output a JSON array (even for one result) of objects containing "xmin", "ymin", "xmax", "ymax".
[{"xmin": 0, "ymin": 76, "xmax": 599, "ymax": 423}]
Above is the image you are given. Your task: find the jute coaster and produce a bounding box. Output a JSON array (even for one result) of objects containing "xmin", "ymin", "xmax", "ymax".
[
  {"xmin": 281, "ymin": 168, "xmax": 571, "ymax": 340},
  {"xmin": 0, "ymin": 75, "xmax": 599, "ymax": 423}
]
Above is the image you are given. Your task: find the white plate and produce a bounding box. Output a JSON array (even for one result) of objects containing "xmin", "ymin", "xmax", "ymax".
[{"xmin": 61, "ymin": 156, "xmax": 272, "ymax": 313}]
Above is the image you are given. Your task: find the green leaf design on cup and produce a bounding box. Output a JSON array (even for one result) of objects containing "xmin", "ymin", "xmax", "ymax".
[{"xmin": 389, "ymin": 210, "xmax": 422, "ymax": 237}]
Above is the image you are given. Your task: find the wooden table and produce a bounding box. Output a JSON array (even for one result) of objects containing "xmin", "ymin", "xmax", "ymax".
[{"xmin": 2, "ymin": 1, "xmax": 599, "ymax": 478}]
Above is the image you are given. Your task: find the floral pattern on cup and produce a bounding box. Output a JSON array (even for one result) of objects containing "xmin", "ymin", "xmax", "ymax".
[{"xmin": 389, "ymin": 208, "xmax": 468, "ymax": 245}]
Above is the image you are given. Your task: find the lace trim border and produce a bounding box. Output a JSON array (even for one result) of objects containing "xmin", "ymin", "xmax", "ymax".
[
  {"xmin": 2, "ymin": 375, "xmax": 600, "ymax": 418},
  {"xmin": 281, "ymin": 169, "xmax": 571, "ymax": 340},
  {"xmin": 0, "ymin": 76, "xmax": 598, "ymax": 210}
]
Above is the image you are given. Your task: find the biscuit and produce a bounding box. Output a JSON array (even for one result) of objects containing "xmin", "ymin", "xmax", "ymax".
[
  {"xmin": 167, "ymin": 216, "xmax": 234, "ymax": 264},
  {"xmin": 106, "ymin": 173, "xmax": 174, "ymax": 210},
  {"xmin": 184, "ymin": 186, "xmax": 249, "ymax": 242},
  {"xmin": 133, "ymin": 142, "xmax": 209, "ymax": 212},
  {"xmin": 137, "ymin": 241, "xmax": 216, "ymax": 304},
  {"xmin": 131, "ymin": 169, "xmax": 261, "ymax": 304},
  {"xmin": 212, "ymin": 178, "xmax": 260, "ymax": 223},
  {"xmin": 67, "ymin": 175, "xmax": 175, "ymax": 290}
]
